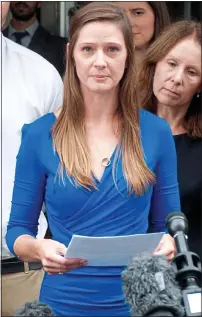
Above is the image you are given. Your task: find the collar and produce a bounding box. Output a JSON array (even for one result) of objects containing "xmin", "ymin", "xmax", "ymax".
[{"xmin": 8, "ymin": 20, "xmax": 39, "ymax": 37}]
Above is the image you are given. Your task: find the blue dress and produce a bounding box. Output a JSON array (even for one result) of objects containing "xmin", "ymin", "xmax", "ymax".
[{"xmin": 6, "ymin": 110, "xmax": 181, "ymax": 316}]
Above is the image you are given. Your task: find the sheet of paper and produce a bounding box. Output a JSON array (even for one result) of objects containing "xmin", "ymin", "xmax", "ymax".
[{"xmin": 65, "ymin": 232, "xmax": 164, "ymax": 266}]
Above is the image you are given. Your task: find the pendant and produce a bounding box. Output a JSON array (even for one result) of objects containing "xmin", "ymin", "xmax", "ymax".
[{"xmin": 101, "ymin": 157, "xmax": 111, "ymax": 167}]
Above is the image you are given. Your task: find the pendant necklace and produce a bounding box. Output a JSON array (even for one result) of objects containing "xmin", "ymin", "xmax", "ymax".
[
  {"xmin": 94, "ymin": 138, "xmax": 117, "ymax": 168},
  {"xmin": 101, "ymin": 157, "xmax": 111, "ymax": 167},
  {"xmin": 91, "ymin": 121, "xmax": 119, "ymax": 168}
]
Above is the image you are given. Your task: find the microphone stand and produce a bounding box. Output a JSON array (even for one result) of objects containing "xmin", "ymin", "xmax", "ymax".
[{"xmin": 166, "ymin": 212, "xmax": 202, "ymax": 317}]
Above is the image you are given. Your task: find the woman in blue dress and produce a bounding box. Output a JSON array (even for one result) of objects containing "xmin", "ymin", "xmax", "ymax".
[{"xmin": 6, "ymin": 3, "xmax": 180, "ymax": 316}]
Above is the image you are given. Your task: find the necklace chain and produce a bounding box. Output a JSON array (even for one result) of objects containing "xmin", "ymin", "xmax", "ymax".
[
  {"xmin": 92, "ymin": 135, "xmax": 117, "ymax": 167},
  {"xmin": 89, "ymin": 118, "xmax": 120, "ymax": 168}
]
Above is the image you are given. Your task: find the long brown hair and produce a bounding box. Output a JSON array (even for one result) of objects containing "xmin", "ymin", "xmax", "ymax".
[
  {"xmin": 52, "ymin": 2, "xmax": 155, "ymax": 195},
  {"xmin": 139, "ymin": 20, "xmax": 202, "ymax": 138}
]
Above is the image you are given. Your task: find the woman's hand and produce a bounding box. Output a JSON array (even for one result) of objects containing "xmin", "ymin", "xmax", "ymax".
[
  {"xmin": 153, "ymin": 234, "xmax": 176, "ymax": 262},
  {"xmin": 35, "ymin": 239, "xmax": 88, "ymax": 274}
]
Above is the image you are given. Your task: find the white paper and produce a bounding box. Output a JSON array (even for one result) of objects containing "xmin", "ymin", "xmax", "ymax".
[{"xmin": 65, "ymin": 232, "xmax": 164, "ymax": 266}]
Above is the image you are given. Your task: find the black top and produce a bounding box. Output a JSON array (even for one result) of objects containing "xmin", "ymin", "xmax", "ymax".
[{"xmin": 174, "ymin": 134, "xmax": 202, "ymax": 259}]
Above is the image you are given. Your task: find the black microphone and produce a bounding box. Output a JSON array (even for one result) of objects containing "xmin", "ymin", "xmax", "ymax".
[
  {"xmin": 14, "ymin": 301, "xmax": 55, "ymax": 316},
  {"xmin": 166, "ymin": 212, "xmax": 202, "ymax": 317},
  {"xmin": 166, "ymin": 211, "xmax": 189, "ymax": 253},
  {"xmin": 122, "ymin": 253, "xmax": 185, "ymax": 317},
  {"xmin": 166, "ymin": 211, "xmax": 201, "ymax": 286}
]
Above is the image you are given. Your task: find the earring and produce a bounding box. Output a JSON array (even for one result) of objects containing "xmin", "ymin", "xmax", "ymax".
[{"xmin": 197, "ymin": 93, "xmax": 200, "ymax": 98}]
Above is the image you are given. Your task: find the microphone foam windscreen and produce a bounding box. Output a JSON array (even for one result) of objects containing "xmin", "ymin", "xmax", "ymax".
[
  {"xmin": 122, "ymin": 253, "xmax": 185, "ymax": 317},
  {"xmin": 14, "ymin": 300, "xmax": 55, "ymax": 316}
]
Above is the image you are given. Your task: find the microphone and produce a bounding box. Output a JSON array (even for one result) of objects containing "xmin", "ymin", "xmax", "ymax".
[
  {"xmin": 122, "ymin": 253, "xmax": 185, "ymax": 317},
  {"xmin": 14, "ymin": 301, "xmax": 55, "ymax": 316},
  {"xmin": 166, "ymin": 211, "xmax": 201, "ymax": 286},
  {"xmin": 166, "ymin": 212, "xmax": 202, "ymax": 316}
]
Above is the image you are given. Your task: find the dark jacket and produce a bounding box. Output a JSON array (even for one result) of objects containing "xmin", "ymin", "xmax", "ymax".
[{"xmin": 3, "ymin": 25, "xmax": 67, "ymax": 78}]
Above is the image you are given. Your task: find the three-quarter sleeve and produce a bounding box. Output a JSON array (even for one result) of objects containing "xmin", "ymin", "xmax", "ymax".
[
  {"xmin": 150, "ymin": 121, "xmax": 181, "ymax": 232},
  {"xmin": 6, "ymin": 124, "xmax": 46, "ymax": 256}
]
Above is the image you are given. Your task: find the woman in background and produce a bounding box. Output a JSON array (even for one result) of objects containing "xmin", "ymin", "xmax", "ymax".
[
  {"xmin": 115, "ymin": 1, "xmax": 170, "ymax": 72},
  {"xmin": 139, "ymin": 20, "xmax": 201, "ymax": 259}
]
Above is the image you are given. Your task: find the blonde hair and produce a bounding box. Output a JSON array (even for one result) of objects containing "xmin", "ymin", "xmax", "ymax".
[{"xmin": 52, "ymin": 2, "xmax": 155, "ymax": 195}]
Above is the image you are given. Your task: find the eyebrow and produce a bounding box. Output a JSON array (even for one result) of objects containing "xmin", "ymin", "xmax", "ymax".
[
  {"xmin": 122, "ymin": 6, "xmax": 145, "ymax": 12},
  {"xmin": 131, "ymin": 7, "xmax": 145, "ymax": 10},
  {"xmin": 166, "ymin": 55, "xmax": 180, "ymax": 62},
  {"xmin": 78, "ymin": 42, "xmax": 122, "ymax": 46},
  {"xmin": 166, "ymin": 55, "xmax": 201, "ymax": 72}
]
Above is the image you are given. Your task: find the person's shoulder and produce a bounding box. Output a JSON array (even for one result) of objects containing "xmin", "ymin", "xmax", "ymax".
[
  {"xmin": 140, "ymin": 109, "xmax": 167, "ymax": 126},
  {"xmin": 22, "ymin": 113, "xmax": 56, "ymax": 140},
  {"xmin": 46, "ymin": 29, "xmax": 67, "ymax": 44},
  {"xmin": 4, "ymin": 36, "xmax": 59, "ymax": 72},
  {"xmin": 39, "ymin": 26, "xmax": 67, "ymax": 45},
  {"xmin": 50, "ymin": 34, "xmax": 67, "ymax": 44},
  {"xmin": 140, "ymin": 109, "xmax": 171, "ymax": 134},
  {"xmin": 174, "ymin": 133, "xmax": 202, "ymax": 147}
]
